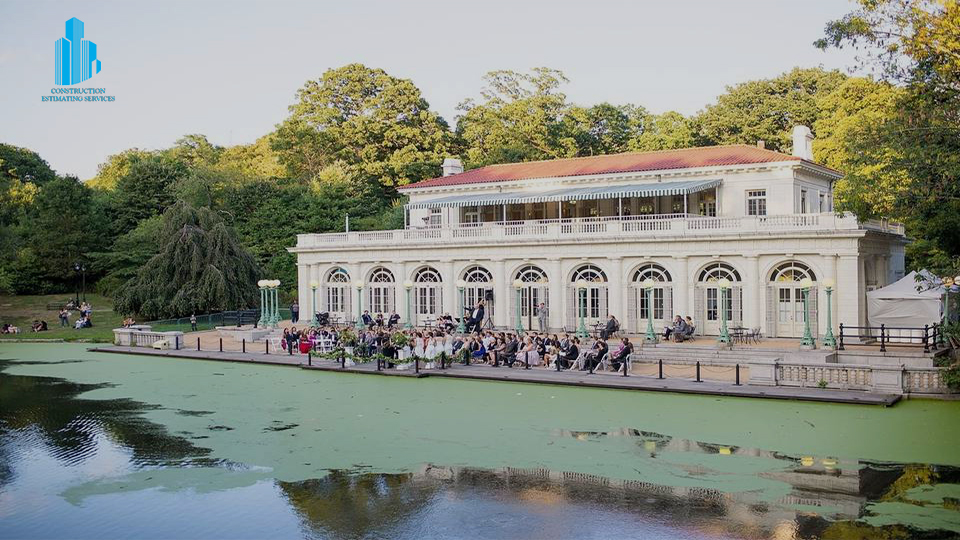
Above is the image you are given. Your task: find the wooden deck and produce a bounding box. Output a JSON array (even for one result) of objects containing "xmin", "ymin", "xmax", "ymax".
[{"xmin": 89, "ymin": 346, "xmax": 901, "ymax": 406}]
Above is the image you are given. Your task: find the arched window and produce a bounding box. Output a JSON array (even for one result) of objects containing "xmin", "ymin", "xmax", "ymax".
[
  {"xmin": 697, "ymin": 262, "xmax": 741, "ymax": 326},
  {"xmin": 327, "ymin": 267, "xmax": 350, "ymax": 283},
  {"xmin": 632, "ymin": 263, "xmax": 672, "ymax": 283},
  {"xmin": 570, "ymin": 264, "xmax": 607, "ymax": 320},
  {"xmin": 325, "ymin": 267, "xmax": 350, "ymax": 314},
  {"xmin": 770, "ymin": 261, "xmax": 816, "ymax": 282},
  {"xmin": 414, "ymin": 266, "xmax": 441, "ymax": 317},
  {"xmin": 516, "ymin": 264, "xmax": 548, "ymax": 283},
  {"xmin": 515, "ymin": 265, "xmax": 548, "ymax": 326},
  {"xmin": 415, "ymin": 267, "xmax": 442, "ymax": 283},
  {"xmin": 697, "ymin": 262, "xmax": 741, "ymax": 283},
  {"xmin": 632, "ymin": 263, "xmax": 672, "ymax": 322},
  {"xmin": 463, "ymin": 265, "xmax": 492, "ymax": 283},
  {"xmin": 368, "ymin": 267, "xmax": 394, "ymax": 315},
  {"xmin": 571, "ymin": 264, "xmax": 607, "ymax": 284},
  {"xmin": 462, "ymin": 265, "xmax": 493, "ymax": 312}
]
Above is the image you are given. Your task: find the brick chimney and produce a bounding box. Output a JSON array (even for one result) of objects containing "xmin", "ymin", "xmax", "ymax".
[{"xmin": 442, "ymin": 158, "xmax": 464, "ymax": 177}]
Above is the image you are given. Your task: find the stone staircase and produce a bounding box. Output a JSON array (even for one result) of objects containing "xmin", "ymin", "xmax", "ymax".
[{"xmin": 630, "ymin": 342, "xmax": 833, "ymax": 366}]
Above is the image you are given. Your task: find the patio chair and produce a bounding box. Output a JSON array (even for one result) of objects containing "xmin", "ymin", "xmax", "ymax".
[{"xmin": 744, "ymin": 327, "xmax": 762, "ymax": 344}]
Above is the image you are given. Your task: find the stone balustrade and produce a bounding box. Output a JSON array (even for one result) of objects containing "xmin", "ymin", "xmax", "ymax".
[
  {"xmin": 113, "ymin": 325, "xmax": 184, "ymax": 349},
  {"xmin": 294, "ymin": 212, "xmax": 904, "ymax": 251}
]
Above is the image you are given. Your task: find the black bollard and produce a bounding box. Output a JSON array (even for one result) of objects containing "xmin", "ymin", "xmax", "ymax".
[
  {"xmin": 622, "ymin": 359, "xmax": 628, "ymax": 377},
  {"xmin": 415, "ymin": 358, "xmax": 420, "ymax": 374},
  {"xmin": 735, "ymin": 363, "xmax": 741, "ymax": 385},
  {"xmin": 265, "ymin": 340, "xmax": 269, "ymax": 355},
  {"xmin": 242, "ymin": 339, "xmax": 246, "ymax": 353},
  {"xmin": 376, "ymin": 356, "xmax": 382, "ymax": 371},
  {"xmin": 658, "ymin": 359, "xmax": 663, "ymax": 379},
  {"xmin": 197, "ymin": 337, "xmax": 200, "ymax": 351},
  {"xmin": 340, "ymin": 354, "xmax": 345, "ymax": 369},
  {"xmin": 524, "ymin": 356, "xmax": 530, "ymax": 370},
  {"xmin": 465, "ymin": 354, "xmax": 470, "ymax": 366},
  {"xmin": 587, "ymin": 358, "xmax": 594, "ymax": 375},
  {"xmin": 556, "ymin": 358, "xmax": 561, "ymax": 372},
  {"xmin": 308, "ymin": 352, "xmax": 312, "ymax": 366},
  {"xmin": 695, "ymin": 361, "xmax": 701, "ymax": 383},
  {"xmin": 219, "ymin": 338, "xmax": 223, "ymax": 352}
]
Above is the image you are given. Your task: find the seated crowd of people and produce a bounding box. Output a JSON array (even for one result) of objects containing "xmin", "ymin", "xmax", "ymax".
[{"xmin": 277, "ymin": 304, "xmax": 635, "ymax": 374}]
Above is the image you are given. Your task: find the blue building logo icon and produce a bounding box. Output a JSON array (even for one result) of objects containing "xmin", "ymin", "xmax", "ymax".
[{"xmin": 54, "ymin": 17, "xmax": 101, "ymax": 85}]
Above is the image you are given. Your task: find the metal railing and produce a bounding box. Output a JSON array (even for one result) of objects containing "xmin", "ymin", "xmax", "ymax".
[{"xmin": 838, "ymin": 323, "xmax": 941, "ymax": 353}]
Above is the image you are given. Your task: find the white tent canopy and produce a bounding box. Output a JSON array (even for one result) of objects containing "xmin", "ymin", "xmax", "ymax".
[{"xmin": 867, "ymin": 270, "xmax": 943, "ymax": 341}]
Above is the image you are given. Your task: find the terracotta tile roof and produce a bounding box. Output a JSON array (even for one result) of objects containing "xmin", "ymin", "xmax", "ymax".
[{"xmin": 400, "ymin": 145, "xmax": 822, "ymax": 190}]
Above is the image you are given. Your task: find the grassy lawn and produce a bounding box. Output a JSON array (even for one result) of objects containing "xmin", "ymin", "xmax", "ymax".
[{"xmin": 0, "ymin": 293, "xmax": 123, "ymax": 342}]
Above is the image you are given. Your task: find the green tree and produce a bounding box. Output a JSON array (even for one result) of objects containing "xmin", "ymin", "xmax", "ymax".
[
  {"xmin": 695, "ymin": 67, "xmax": 847, "ymax": 151},
  {"xmin": 630, "ymin": 111, "xmax": 696, "ymax": 151},
  {"xmin": 274, "ymin": 63, "xmax": 454, "ymax": 187},
  {"xmin": 86, "ymin": 149, "xmax": 153, "ymax": 190},
  {"xmin": 215, "ymin": 135, "xmax": 284, "ymax": 178},
  {"xmin": 565, "ymin": 103, "xmax": 648, "ymax": 156},
  {"xmin": 0, "ymin": 143, "xmax": 55, "ymax": 226},
  {"xmin": 816, "ymin": 0, "xmax": 960, "ymax": 274},
  {"xmin": 12, "ymin": 176, "xmax": 108, "ymax": 293},
  {"xmin": 113, "ymin": 202, "xmax": 261, "ymax": 319},
  {"xmin": 108, "ymin": 154, "xmax": 189, "ymax": 236},
  {"xmin": 456, "ymin": 68, "xmax": 578, "ymax": 166},
  {"xmin": 165, "ymin": 134, "xmax": 223, "ymax": 167}
]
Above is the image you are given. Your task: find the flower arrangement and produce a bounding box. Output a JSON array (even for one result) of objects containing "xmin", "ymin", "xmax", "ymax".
[
  {"xmin": 390, "ymin": 332, "xmax": 411, "ymax": 348},
  {"xmin": 339, "ymin": 328, "xmax": 358, "ymax": 347}
]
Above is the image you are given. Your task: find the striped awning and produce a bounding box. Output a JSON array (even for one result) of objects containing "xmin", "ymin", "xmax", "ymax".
[{"xmin": 406, "ymin": 179, "xmax": 721, "ymax": 209}]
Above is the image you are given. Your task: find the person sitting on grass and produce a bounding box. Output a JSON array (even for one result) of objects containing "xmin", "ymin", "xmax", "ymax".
[{"xmin": 31, "ymin": 320, "xmax": 48, "ymax": 332}]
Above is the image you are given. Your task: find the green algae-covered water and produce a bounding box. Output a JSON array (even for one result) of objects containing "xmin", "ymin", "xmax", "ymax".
[{"xmin": 1, "ymin": 343, "xmax": 959, "ymax": 539}]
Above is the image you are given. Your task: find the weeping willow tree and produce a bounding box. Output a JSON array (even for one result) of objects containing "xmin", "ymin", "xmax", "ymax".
[{"xmin": 114, "ymin": 201, "xmax": 261, "ymax": 319}]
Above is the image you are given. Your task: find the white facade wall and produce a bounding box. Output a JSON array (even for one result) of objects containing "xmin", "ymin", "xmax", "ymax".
[{"xmin": 292, "ymin": 161, "xmax": 905, "ymax": 341}]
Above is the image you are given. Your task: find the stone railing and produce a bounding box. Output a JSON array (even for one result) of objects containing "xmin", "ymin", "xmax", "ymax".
[
  {"xmin": 903, "ymin": 368, "xmax": 950, "ymax": 394},
  {"xmin": 295, "ymin": 212, "xmax": 904, "ymax": 250},
  {"xmin": 748, "ymin": 361, "xmax": 952, "ymax": 394},
  {"xmin": 113, "ymin": 325, "xmax": 183, "ymax": 349}
]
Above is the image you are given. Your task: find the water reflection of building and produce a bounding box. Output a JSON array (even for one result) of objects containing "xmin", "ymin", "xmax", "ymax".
[{"xmin": 404, "ymin": 429, "xmax": 905, "ymax": 539}]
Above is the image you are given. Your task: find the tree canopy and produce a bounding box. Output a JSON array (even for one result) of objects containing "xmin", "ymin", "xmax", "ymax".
[{"xmin": 113, "ymin": 202, "xmax": 261, "ymax": 319}]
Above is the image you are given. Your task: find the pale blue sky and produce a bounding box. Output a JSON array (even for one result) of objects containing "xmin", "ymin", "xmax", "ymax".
[{"xmin": 0, "ymin": 0, "xmax": 861, "ymax": 179}]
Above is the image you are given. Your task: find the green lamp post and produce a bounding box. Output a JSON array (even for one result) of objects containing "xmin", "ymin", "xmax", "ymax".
[
  {"xmin": 456, "ymin": 279, "xmax": 467, "ymax": 333},
  {"xmin": 575, "ymin": 279, "xmax": 589, "ymax": 340},
  {"xmin": 310, "ymin": 280, "xmax": 319, "ymax": 326},
  {"xmin": 513, "ymin": 279, "xmax": 524, "ymax": 335},
  {"xmin": 800, "ymin": 277, "xmax": 816, "ymax": 348},
  {"xmin": 822, "ymin": 277, "xmax": 837, "ymax": 349},
  {"xmin": 270, "ymin": 280, "xmax": 281, "ymax": 327},
  {"xmin": 403, "ymin": 280, "xmax": 414, "ymax": 330},
  {"xmin": 257, "ymin": 280, "xmax": 267, "ymax": 327},
  {"xmin": 642, "ymin": 278, "xmax": 658, "ymax": 343},
  {"xmin": 353, "ymin": 280, "xmax": 365, "ymax": 330},
  {"xmin": 717, "ymin": 278, "xmax": 732, "ymax": 345}
]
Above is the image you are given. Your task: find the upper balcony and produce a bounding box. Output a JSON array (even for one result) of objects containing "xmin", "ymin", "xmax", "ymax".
[{"xmin": 293, "ymin": 213, "xmax": 905, "ymax": 251}]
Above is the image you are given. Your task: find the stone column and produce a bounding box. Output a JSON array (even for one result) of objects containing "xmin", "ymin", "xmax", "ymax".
[
  {"xmin": 608, "ymin": 257, "xmax": 624, "ymax": 320},
  {"xmin": 837, "ymin": 255, "xmax": 863, "ymax": 341},
  {"xmin": 395, "ymin": 260, "xmax": 410, "ymax": 322},
  {"xmin": 744, "ymin": 255, "xmax": 761, "ymax": 330},
  {"xmin": 310, "ymin": 263, "xmax": 321, "ymax": 320},
  {"xmin": 493, "ymin": 259, "xmax": 507, "ymax": 328},
  {"xmin": 673, "ymin": 256, "xmax": 690, "ymax": 318},
  {"xmin": 441, "ymin": 260, "xmax": 456, "ymax": 319},
  {"xmin": 297, "ymin": 263, "xmax": 309, "ymax": 317},
  {"xmin": 548, "ymin": 258, "xmax": 563, "ymax": 330}
]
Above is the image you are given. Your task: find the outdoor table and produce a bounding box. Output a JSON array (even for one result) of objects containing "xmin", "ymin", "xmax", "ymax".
[{"xmin": 730, "ymin": 326, "xmax": 746, "ymax": 344}]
